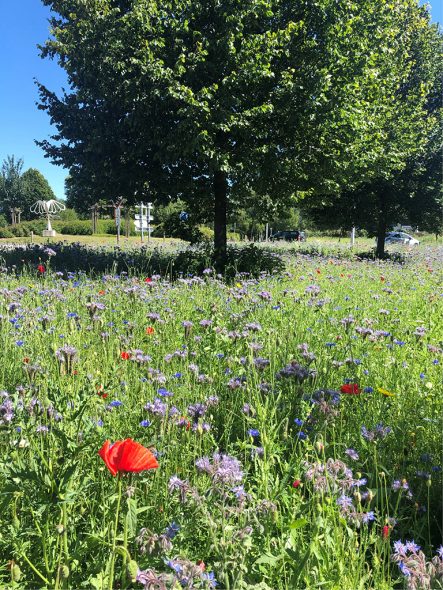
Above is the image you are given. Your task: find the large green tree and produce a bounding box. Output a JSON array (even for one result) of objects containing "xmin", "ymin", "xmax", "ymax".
[
  {"xmin": 0, "ymin": 155, "xmax": 24, "ymax": 221},
  {"xmin": 37, "ymin": 0, "xmax": 436, "ymax": 268},
  {"xmin": 21, "ymin": 168, "xmax": 57, "ymax": 218},
  {"xmin": 300, "ymin": 12, "xmax": 442, "ymax": 256}
]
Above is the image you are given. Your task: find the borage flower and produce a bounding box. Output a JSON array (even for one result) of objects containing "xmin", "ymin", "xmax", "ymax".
[{"xmin": 98, "ymin": 438, "xmax": 158, "ymax": 476}]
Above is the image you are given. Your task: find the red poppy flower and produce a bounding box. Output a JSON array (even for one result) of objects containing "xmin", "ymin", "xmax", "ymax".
[
  {"xmin": 98, "ymin": 439, "xmax": 159, "ymax": 476},
  {"xmin": 23, "ymin": 357, "xmax": 30, "ymax": 364},
  {"xmin": 340, "ymin": 383, "xmax": 361, "ymax": 395},
  {"xmin": 146, "ymin": 326, "xmax": 155, "ymax": 335},
  {"xmin": 144, "ymin": 277, "xmax": 152, "ymax": 283},
  {"xmin": 292, "ymin": 479, "xmax": 301, "ymax": 488},
  {"xmin": 316, "ymin": 269, "xmax": 321, "ymax": 274},
  {"xmin": 382, "ymin": 525, "xmax": 390, "ymax": 539},
  {"xmin": 120, "ymin": 351, "xmax": 130, "ymax": 360},
  {"xmin": 98, "ymin": 290, "xmax": 105, "ymax": 296},
  {"xmin": 380, "ymin": 276, "xmax": 385, "ymax": 282},
  {"xmin": 37, "ymin": 264, "xmax": 45, "ymax": 274}
]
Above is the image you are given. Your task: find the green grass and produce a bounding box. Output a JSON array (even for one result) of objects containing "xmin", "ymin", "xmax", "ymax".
[{"xmin": 0, "ymin": 244, "xmax": 441, "ymax": 589}]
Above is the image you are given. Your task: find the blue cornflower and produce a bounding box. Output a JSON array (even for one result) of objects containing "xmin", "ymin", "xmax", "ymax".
[
  {"xmin": 173, "ymin": 372, "xmax": 182, "ymax": 378},
  {"xmin": 139, "ymin": 420, "xmax": 151, "ymax": 427},
  {"xmin": 419, "ymin": 373, "xmax": 425, "ymax": 379},
  {"xmin": 294, "ymin": 418, "xmax": 304, "ymax": 427},
  {"xmin": 109, "ymin": 400, "xmax": 122, "ymax": 407},
  {"xmin": 394, "ymin": 340, "xmax": 405, "ymax": 346},
  {"xmin": 15, "ymin": 340, "xmax": 24, "ymax": 347},
  {"xmin": 164, "ymin": 522, "xmax": 180, "ymax": 539},
  {"xmin": 96, "ymin": 419, "xmax": 104, "ymax": 427},
  {"xmin": 325, "ymin": 342, "xmax": 336, "ymax": 347},
  {"xmin": 364, "ymin": 386, "xmax": 374, "ymax": 393},
  {"xmin": 158, "ymin": 388, "xmax": 173, "ymax": 397},
  {"xmin": 248, "ymin": 429, "xmax": 260, "ymax": 438},
  {"xmin": 433, "ymin": 359, "xmax": 439, "ymax": 365},
  {"xmin": 296, "ymin": 431, "xmax": 307, "ymax": 440},
  {"xmin": 67, "ymin": 312, "xmax": 78, "ymax": 318}
]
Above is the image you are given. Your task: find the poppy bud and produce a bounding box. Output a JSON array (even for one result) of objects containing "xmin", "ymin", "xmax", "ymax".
[
  {"xmin": 367, "ymin": 490, "xmax": 374, "ymax": 501},
  {"xmin": 426, "ymin": 478, "xmax": 432, "ymax": 488},
  {"xmin": 315, "ymin": 440, "xmax": 324, "ymax": 452},
  {"xmin": 379, "ymin": 472, "xmax": 385, "ymax": 478},
  {"xmin": 127, "ymin": 560, "xmax": 139, "ymax": 582},
  {"xmin": 12, "ymin": 564, "xmax": 22, "ymax": 582},
  {"xmin": 55, "ymin": 524, "xmax": 64, "ymax": 534},
  {"xmin": 60, "ymin": 565, "xmax": 70, "ymax": 579}
]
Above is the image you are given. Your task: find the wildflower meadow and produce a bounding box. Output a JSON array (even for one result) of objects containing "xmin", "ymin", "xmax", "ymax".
[{"xmin": 0, "ymin": 244, "xmax": 442, "ymax": 590}]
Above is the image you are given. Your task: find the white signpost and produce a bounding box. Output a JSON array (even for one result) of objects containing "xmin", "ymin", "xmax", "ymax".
[{"xmin": 135, "ymin": 202, "xmax": 154, "ymax": 242}]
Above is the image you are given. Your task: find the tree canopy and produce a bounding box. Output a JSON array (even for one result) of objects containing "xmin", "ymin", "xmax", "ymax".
[{"xmin": 37, "ymin": 0, "xmax": 441, "ymax": 265}]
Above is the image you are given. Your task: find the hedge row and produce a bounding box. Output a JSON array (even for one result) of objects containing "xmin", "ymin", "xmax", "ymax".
[{"xmin": 0, "ymin": 219, "xmax": 137, "ymax": 238}]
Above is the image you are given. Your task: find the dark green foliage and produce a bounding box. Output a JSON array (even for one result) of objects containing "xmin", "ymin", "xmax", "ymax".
[
  {"xmin": 37, "ymin": 0, "xmax": 440, "ymax": 268},
  {"xmin": 0, "ymin": 227, "xmax": 14, "ymax": 239},
  {"xmin": 57, "ymin": 221, "xmax": 93, "ymax": 235},
  {"xmin": 0, "ymin": 242, "xmax": 284, "ymax": 279}
]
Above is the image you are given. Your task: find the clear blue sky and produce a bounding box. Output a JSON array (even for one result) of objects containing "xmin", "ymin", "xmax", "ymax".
[{"xmin": 0, "ymin": 1, "xmax": 441, "ymax": 202}]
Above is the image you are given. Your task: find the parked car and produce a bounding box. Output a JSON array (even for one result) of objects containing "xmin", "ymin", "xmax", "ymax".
[
  {"xmin": 270, "ymin": 230, "xmax": 305, "ymax": 242},
  {"xmin": 384, "ymin": 232, "xmax": 420, "ymax": 246}
]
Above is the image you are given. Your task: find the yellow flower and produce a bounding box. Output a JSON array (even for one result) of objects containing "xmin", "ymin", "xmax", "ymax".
[
  {"xmin": 377, "ymin": 387, "xmax": 395, "ymax": 397},
  {"xmin": 236, "ymin": 282, "xmax": 242, "ymax": 288}
]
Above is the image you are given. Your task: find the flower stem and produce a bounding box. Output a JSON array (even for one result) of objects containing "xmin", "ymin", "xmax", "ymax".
[{"xmin": 108, "ymin": 474, "xmax": 122, "ymax": 590}]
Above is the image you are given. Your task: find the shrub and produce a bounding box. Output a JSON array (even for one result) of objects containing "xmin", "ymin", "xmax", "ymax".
[
  {"xmin": 0, "ymin": 214, "xmax": 8, "ymax": 228},
  {"xmin": 10, "ymin": 224, "xmax": 31, "ymax": 237},
  {"xmin": 59, "ymin": 208, "xmax": 79, "ymax": 221},
  {"xmin": 58, "ymin": 221, "xmax": 93, "ymax": 235},
  {"xmin": 97, "ymin": 218, "xmax": 137, "ymax": 236},
  {"xmin": 0, "ymin": 227, "xmax": 13, "ymax": 239}
]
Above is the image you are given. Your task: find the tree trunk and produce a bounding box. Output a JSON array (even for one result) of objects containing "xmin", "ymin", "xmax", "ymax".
[
  {"xmin": 213, "ymin": 170, "xmax": 227, "ymax": 273},
  {"xmin": 375, "ymin": 215, "xmax": 387, "ymax": 259}
]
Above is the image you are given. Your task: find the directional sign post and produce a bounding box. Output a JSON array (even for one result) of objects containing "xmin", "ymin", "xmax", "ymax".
[{"xmin": 135, "ymin": 202, "xmax": 154, "ymax": 243}]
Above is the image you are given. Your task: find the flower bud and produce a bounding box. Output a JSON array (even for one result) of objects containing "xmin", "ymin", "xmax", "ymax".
[
  {"xmin": 127, "ymin": 560, "xmax": 139, "ymax": 583},
  {"xmin": 60, "ymin": 565, "xmax": 70, "ymax": 579},
  {"xmin": 426, "ymin": 478, "xmax": 432, "ymax": 488},
  {"xmin": 55, "ymin": 523, "xmax": 64, "ymax": 534},
  {"xmin": 315, "ymin": 440, "xmax": 324, "ymax": 453},
  {"xmin": 12, "ymin": 564, "xmax": 22, "ymax": 582}
]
